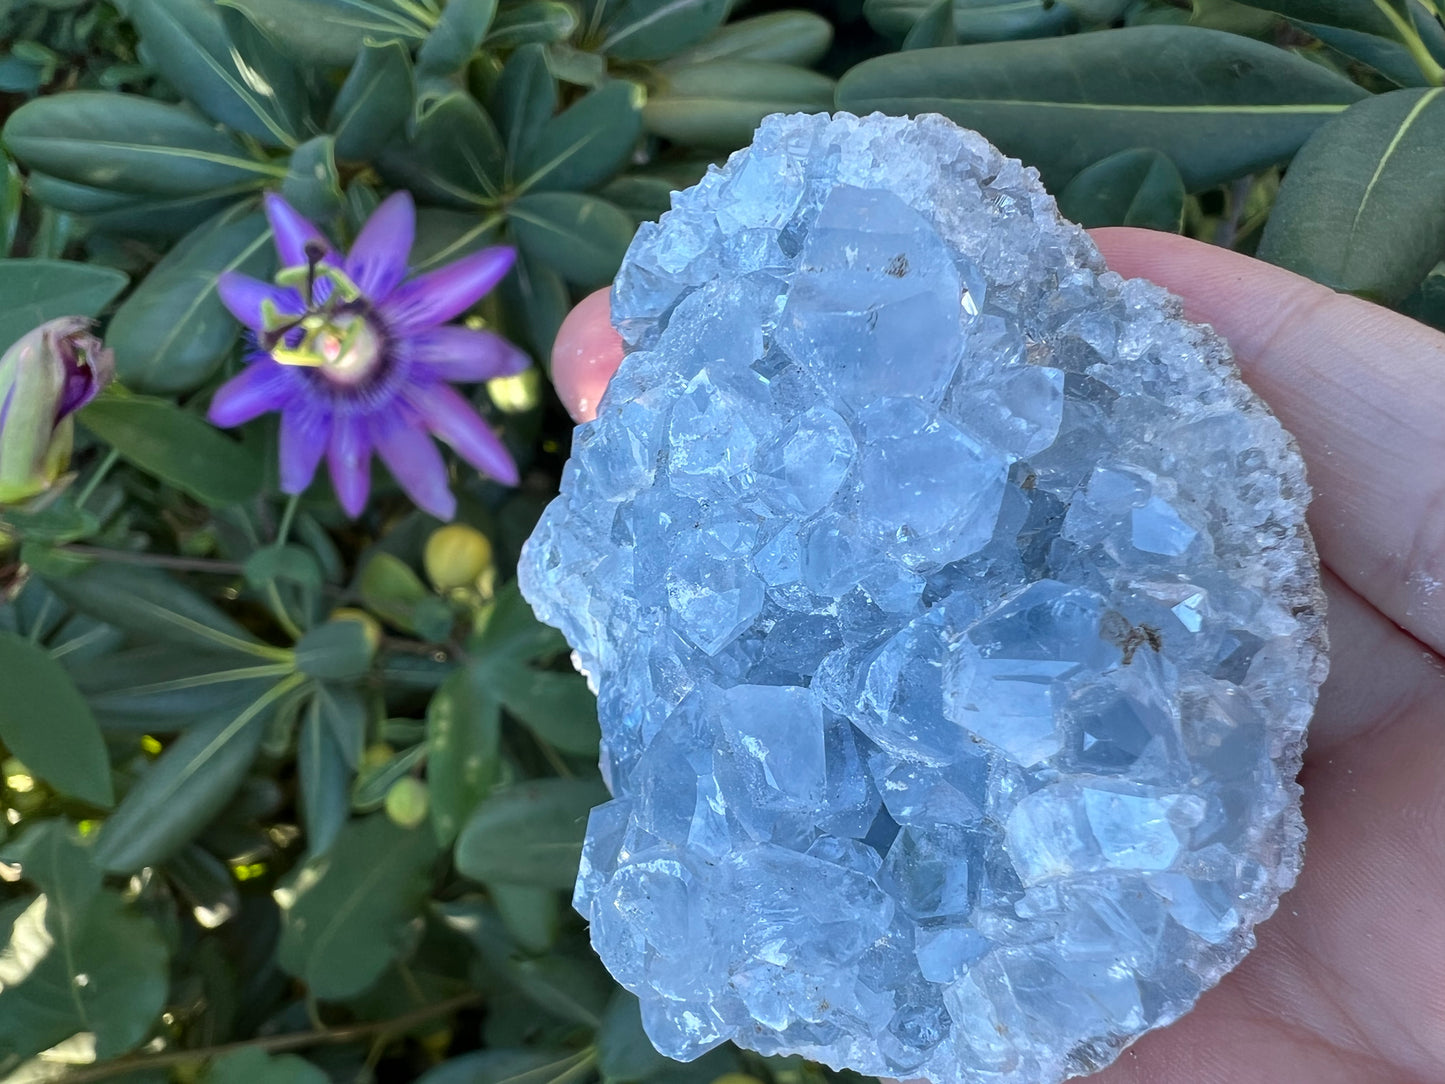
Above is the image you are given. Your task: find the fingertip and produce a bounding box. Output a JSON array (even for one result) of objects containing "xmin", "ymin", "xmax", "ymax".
[{"xmin": 552, "ymin": 287, "xmax": 625, "ymax": 423}]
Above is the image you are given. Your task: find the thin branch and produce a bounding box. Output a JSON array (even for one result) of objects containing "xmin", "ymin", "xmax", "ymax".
[{"xmin": 43, "ymin": 993, "xmax": 483, "ymax": 1084}]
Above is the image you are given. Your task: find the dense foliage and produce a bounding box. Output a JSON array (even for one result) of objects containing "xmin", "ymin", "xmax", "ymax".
[{"xmin": 0, "ymin": 0, "xmax": 1441, "ymax": 1080}]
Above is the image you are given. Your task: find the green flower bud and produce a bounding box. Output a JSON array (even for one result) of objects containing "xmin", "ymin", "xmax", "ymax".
[
  {"xmin": 0, "ymin": 317, "xmax": 114, "ymax": 505},
  {"xmin": 384, "ymin": 776, "xmax": 430, "ymax": 830},
  {"xmin": 424, "ymin": 524, "xmax": 493, "ymax": 592}
]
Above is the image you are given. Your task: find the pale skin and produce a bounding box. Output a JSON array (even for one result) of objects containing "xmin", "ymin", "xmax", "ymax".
[{"xmin": 549, "ymin": 228, "xmax": 1445, "ymax": 1084}]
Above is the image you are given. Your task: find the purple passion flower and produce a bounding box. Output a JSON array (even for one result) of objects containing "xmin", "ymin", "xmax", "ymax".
[{"xmin": 208, "ymin": 191, "xmax": 527, "ymax": 520}]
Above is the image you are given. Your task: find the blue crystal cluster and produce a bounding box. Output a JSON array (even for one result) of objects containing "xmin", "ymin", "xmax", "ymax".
[{"xmin": 519, "ymin": 113, "xmax": 1327, "ymax": 1084}]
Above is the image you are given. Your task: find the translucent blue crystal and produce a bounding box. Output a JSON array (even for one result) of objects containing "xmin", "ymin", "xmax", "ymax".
[{"xmin": 520, "ymin": 112, "xmax": 1327, "ymax": 1084}]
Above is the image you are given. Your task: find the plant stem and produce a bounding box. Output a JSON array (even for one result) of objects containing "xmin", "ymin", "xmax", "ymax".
[
  {"xmin": 43, "ymin": 994, "xmax": 484, "ymax": 1083},
  {"xmin": 1380, "ymin": 1, "xmax": 1445, "ymax": 84},
  {"xmin": 275, "ymin": 494, "xmax": 299, "ymax": 547},
  {"xmin": 73, "ymin": 448, "xmax": 119, "ymax": 510},
  {"xmin": 57, "ymin": 545, "xmax": 247, "ymax": 575}
]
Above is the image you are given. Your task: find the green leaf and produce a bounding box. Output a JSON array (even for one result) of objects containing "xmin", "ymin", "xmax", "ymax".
[
  {"xmin": 418, "ymin": 0, "xmax": 497, "ymax": 75},
  {"xmin": 0, "ymin": 632, "xmax": 113, "ymax": 806},
  {"xmin": 485, "ymin": 1, "xmax": 578, "ymax": 47},
  {"xmin": 863, "ymin": 0, "xmax": 1074, "ymax": 43},
  {"xmin": 508, "ymin": 192, "xmax": 634, "ymax": 288},
  {"xmin": 0, "ymin": 259, "xmax": 127, "ymax": 355},
  {"xmin": 1258, "ymin": 87, "xmax": 1445, "ymax": 303},
  {"xmin": 295, "ymin": 619, "xmax": 376, "ymax": 681},
  {"xmin": 426, "ymin": 666, "xmax": 502, "ymax": 846},
  {"xmin": 330, "ymin": 40, "xmax": 414, "ymax": 162},
  {"xmin": 93, "ymin": 678, "xmax": 297, "ymax": 872},
  {"xmin": 507, "ymin": 953, "xmax": 613, "ymax": 1027},
  {"xmin": 496, "ymin": 247, "xmax": 571, "ymax": 360},
  {"xmin": 1058, "ymin": 147, "xmax": 1185, "ymax": 231},
  {"xmin": 1228, "ymin": 0, "xmax": 1414, "ymax": 42},
  {"xmin": 103, "ymin": 203, "xmax": 275, "ymax": 393},
  {"xmin": 245, "ymin": 544, "xmax": 323, "ymax": 591},
  {"xmin": 379, "ymin": 92, "xmax": 504, "ymax": 208},
  {"xmin": 0, "ymin": 829, "xmax": 168, "ymax": 1064},
  {"xmin": 281, "ymin": 135, "xmax": 343, "ymax": 223},
  {"xmin": 81, "ymin": 393, "xmax": 264, "ymax": 505},
  {"xmin": 275, "ymin": 813, "xmax": 439, "ymax": 1000},
  {"xmin": 597, "ymin": 990, "xmax": 672, "ymax": 1084},
  {"xmin": 40, "ymin": 564, "xmax": 271, "ymax": 656},
  {"xmin": 216, "ymin": 0, "xmax": 429, "ymax": 66},
  {"xmin": 314, "ymin": 682, "xmax": 367, "ymax": 766},
  {"xmin": 1301, "ymin": 19, "xmax": 1432, "ymax": 86},
  {"xmin": 644, "ymin": 61, "xmax": 836, "ymax": 149},
  {"xmin": 517, "ymin": 80, "xmax": 644, "ymax": 195},
  {"xmin": 602, "ymin": 0, "xmax": 729, "ymax": 60},
  {"xmin": 668, "ymin": 11, "xmax": 834, "ymax": 65},
  {"xmin": 126, "ymin": 0, "xmax": 305, "ymax": 147},
  {"xmin": 85, "ymin": 189, "xmax": 252, "ymax": 242},
  {"xmin": 598, "ymin": 175, "xmax": 676, "ymax": 223},
  {"xmin": 835, "ymin": 26, "xmax": 1369, "ymax": 191},
  {"xmin": 416, "ymin": 1048, "xmax": 590, "ymax": 1084},
  {"xmin": 164, "ymin": 843, "xmax": 240, "ymax": 927},
  {"xmin": 360, "ymin": 551, "xmax": 431, "ymax": 632},
  {"xmin": 1, "ymin": 155, "xmax": 21, "ymax": 257},
  {"xmin": 298, "ymin": 693, "xmax": 353, "ymax": 856},
  {"xmin": 470, "ymin": 581, "xmax": 567, "ymax": 663},
  {"xmin": 493, "ymin": 667, "xmax": 600, "ymax": 757},
  {"xmin": 903, "ymin": 0, "xmax": 957, "ymax": 48},
  {"xmin": 352, "ymin": 742, "xmax": 427, "ymax": 809},
  {"xmin": 1, "ymin": 92, "xmax": 278, "ymax": 197},
  {"xmin": 24, "ymin": 173, "xmax": 136, "ymax": 214},
  {"xmin": 72, "ymin": 647, "xmax": 284, "ymax": 732},
  {"xmin": 489, "ymin": 882, "xmax": 560, "ymax": 953},
  {"xmin": 455, "ymin": 778, "xmax": 609, "ymax": 888},
  {"xmin": 493, "ymin": 44, "xmax": 557, "ymax": 168},
  {"xmin": 204, "ymin": 1048, "xmax": 331, "ymax": 1084}
]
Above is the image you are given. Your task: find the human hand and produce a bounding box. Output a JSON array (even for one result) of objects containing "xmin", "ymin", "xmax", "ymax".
[{"xmin": 548, "ymin": 229, "xmax": 1445, "ymax": 1084}]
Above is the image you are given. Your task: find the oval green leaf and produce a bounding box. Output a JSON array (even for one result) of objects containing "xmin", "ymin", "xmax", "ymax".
[
  {"xmin": 486, "ymin": 1, "xmax": 578, "ymax": 48},
  {"xmin": 835, "ymin": 26, "xmax": 1369, "ymax": 191},
  {"xmin": 863, "ymin": 0, "xmax": 1074, "ymax": 43},
  {"xmin": 493, "ymin": 44, "xmax": 557, "ymax": 168},
  {"xmin": 81, "ymin": 393, "xmax": 264, "ymax": 505},
  {"xmin": 329, "ymin": 40, "xmax": 414, "ymax": 162},
  {"xmin": 667, "ymin": 10, "xmax": 834, "ymax": 66},
  {"xmin": 2, "ymin": 92, "xmax": 278, "ymax": 197},
  {"xmin": 216, "ymin": 0, "xmax": 429, "ymax": 66},
  {"xmin": 454, "ymin": 777, "xmax": 610, "ymax": 887},
  {"xmin": 104, "ymin": 203, "xmax": 275, "ymax": 393},
  {"xmin": 1258, "ymin": 86, "xmax": 1445, "ymax": 303},
  {"xmin": 377, "ymin": 91, "xmax": 504, "ymax": 208},
  {"xmin": 93, "ymin": 678, "xmax": 295, "ymax": 872},
  {"xmin": 0, "ymin": 259, "xmax": 127, "ymax": 355},
  {"xmin": 508, "ymin": 191, "xmax": 634, "ymax": 288},
  {"xmin": 298, "ymin": 696, "xmax": 353, "ymax": 856},
  {"xmin": 417, "ymin": 0, "xmax": 497, "ymax": 75},
  {"xmin": 126, "ymin": 0, "xmax": 305, "ymax": 147},
  {"xmin": 39, "ymin": 563, "xmax": 267, "ymax": 655},
  {"xmin": 426, "ymin": 666, "xmax": 502, "ymax": 846},
  {"xmin": 602, "ymin": 0, "xmax": 729, "ymax": 60},
  {"xmin": 1227, "ymin": 0, "xmax": 1414, "ymax": 42},
  {"xmin": 496, "ymin": 247, "xmax": 571, "ymax": 360},
  {"xmin": 0, "ymin": 632, "xmax": 113, "ymax": 806},
  {"xmin": 644, "ymin": 61, "xmax": 836, "ymax": 148},
  {"xmin": 275, "ymin": 813, "xmax": 440, "ymax": 1000},
  {"xmin": 1058, "ymin": 147, "xmax": 1185, "ymax": 231},
  {"xmin": 516, "ymin": 80, "xmax": 645, "ymax": 194}
]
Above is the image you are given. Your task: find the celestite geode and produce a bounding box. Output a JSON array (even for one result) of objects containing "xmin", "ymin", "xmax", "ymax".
[{"xmin": 518, "ymin": 112, "xmax": 1327, "ymax": 1084}]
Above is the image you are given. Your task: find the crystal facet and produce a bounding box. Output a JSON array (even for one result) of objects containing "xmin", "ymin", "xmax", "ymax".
[{"xmin": 520, "ymin": 112, "xmax": 1327, "ymax": 1084}]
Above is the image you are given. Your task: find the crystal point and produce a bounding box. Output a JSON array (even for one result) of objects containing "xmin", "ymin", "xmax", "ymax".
[{"xmin": 520, "ymin": 112, "xmax": 1326, "ymax": 1084}]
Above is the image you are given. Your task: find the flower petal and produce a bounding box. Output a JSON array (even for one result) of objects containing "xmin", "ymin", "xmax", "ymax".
[
  {"xmin": 407, "ymin": 381, "xmax": 519, "ymax": 486},
  {"xmin": 346, "ymin": 190, "xmax": 414, "ymax": 301},
  {"xmin": 217, "ymin": 272, "xmax": 304, "ymax": 330},
  {"xmin": 265, "ymin": 192, "xmax": 332, "ymax": 268},
  {"xmin": 278, "ymin": 406, "xmax": 330, "ymax": 495},
  {"xmin": 207, "ymin": 361, "xmax": 297, "ymax": 427},
  {"xmin": 373, "ymin": 417, "xmax": 456, "ymax": 520},
  {"xmin": 377, "ymin": 246, "xmax": 516, "ymax": 335},
  {"xmin": 328, "ymin": 416, "xmax": 372, "ymax": 519},
  {"xmin": 402, "ymin": 325, "xmax": 531, "ymax": 382}
]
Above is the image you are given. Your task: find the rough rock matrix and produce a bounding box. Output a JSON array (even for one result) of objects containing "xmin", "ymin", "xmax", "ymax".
[{"xmin": 519, "ymin": 112, "xmax": 1327, "ymax": 1084}]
